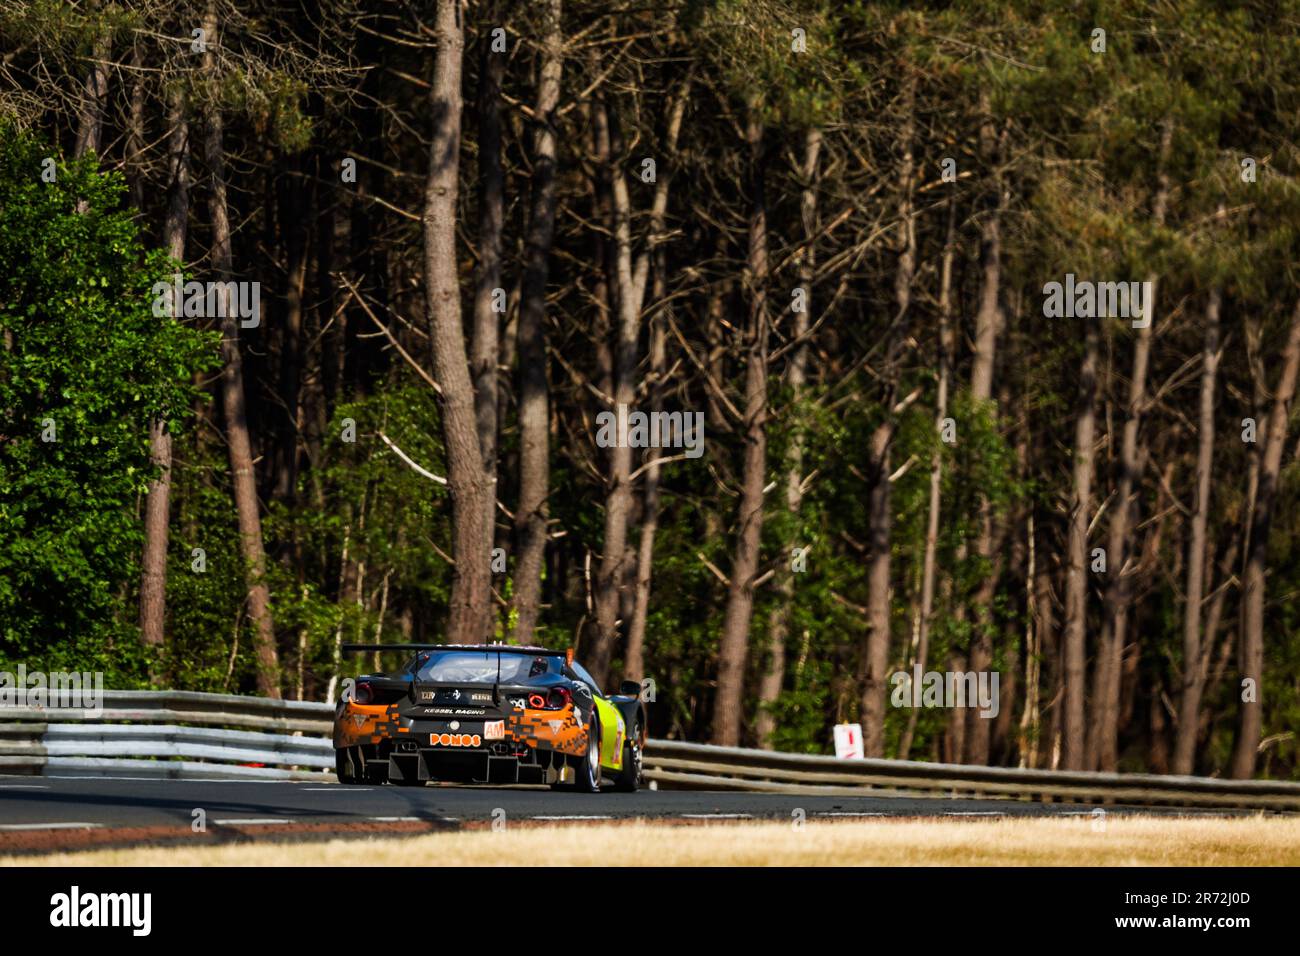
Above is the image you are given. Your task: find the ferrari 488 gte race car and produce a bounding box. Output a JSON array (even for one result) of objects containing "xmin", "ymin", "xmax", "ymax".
[{"xmin": 333, "ymin": 643, "xmax": 646, "ymax": 792}]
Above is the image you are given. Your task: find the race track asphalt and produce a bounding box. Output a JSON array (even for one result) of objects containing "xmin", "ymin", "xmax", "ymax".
[{"xmin": 0, "ymin": 774, "xmax": 1252, "ymax": 834}]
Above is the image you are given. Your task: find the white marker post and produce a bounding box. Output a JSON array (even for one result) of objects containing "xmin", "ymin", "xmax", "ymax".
[{"xmin": 833, "ymin": 723, "xmax": 865, "ymax": 760}]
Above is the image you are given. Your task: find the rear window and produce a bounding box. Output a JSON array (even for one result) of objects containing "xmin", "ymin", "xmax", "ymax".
[{"xmin": 415, "ymin": 652, "xmax": 557, "ymax": 684}]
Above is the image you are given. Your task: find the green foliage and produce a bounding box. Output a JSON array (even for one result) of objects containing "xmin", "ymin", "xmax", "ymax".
[
  {"xmin": 264, "ymin": 375, "xmax": 454, "ymax": 691},
  {"xmin": 0, "ymin": 123, "xmax": 216, "ymax": 676},
  {"xmin": 160, "ymin": 440, "xmax": 254, "ymax": 692},
  {"xmin": 692, "ymin": 0, "xmax": 853, "ymax": 126},
  {"xmin": 6, "ymin": 0, "xmax": 1300, "ymax": 782}
]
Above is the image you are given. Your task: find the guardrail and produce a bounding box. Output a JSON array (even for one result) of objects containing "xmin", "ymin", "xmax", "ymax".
[
  {"xmin": 0, "ymin": 690, "xmax": 334, "ymax": 781},
  {"xmin": 2, "ymin": 691, "xmax": 1298, "ymax": 809},
  {"xmin": 641, "ymin": 740, "xmax": 1300, "ymax": 810}
]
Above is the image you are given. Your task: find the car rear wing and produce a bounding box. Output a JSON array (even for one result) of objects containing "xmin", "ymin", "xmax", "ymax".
[
  {"xmin": 341, "ymin": 643, "xmax": 574, "ymax": 661},
  {"xmin": 342, "ymin": 643, "xmax": 442, "ymax": 654}
]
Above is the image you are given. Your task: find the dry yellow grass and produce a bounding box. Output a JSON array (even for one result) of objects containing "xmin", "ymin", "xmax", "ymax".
[{"xmin": 6, "ymin": 814, "xmax": 1300, "ymax": 866}]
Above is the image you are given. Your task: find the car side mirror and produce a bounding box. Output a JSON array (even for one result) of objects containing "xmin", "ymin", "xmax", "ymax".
[{"xmin": 619, "ymin": 680, "xmax": 641, "ymax": 697}]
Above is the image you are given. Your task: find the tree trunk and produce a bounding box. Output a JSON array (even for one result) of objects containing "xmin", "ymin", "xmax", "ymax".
[
  {"xmin": 625, "ymin": 252, "xmax": 669, "ymax": 683},
  {"xmin": 423, "ymin": 0, "xmax": 491, "ymax": 643},
  {"xmin": 863, "ymin": 85, "xmax": 918, "ymax": 757},
  {"xmin": 1062, "ymin": 312, "xmax": 1100, "ymax": 769},
  {"xmin": 126, "ymin": 41, "xmax": 146, "ymax": 210},
  {"xmin": 969, "ymin": 94, "xmax": 1002, "ymax": 401},
  {"xmin": 1088, "ymin": 119, "xmax": 1173, "ymax": 771},
  {"xmin": 511, "ymin": 0, "xmax": 562, "ymax": 643},
  {"xmin": 1230, "ymin": 299, "xmax": 1300, "ymax": 778},
  {"xmin": 1035, "ymin": 541, "xmax": 1061, "ymax": 770},
  {"xmin": 138, "ymin": 87, "xmax": 191, "ymax": 655},
  {"xmin": 203, "ymin": 9, "xmax": 279, "ymax": 697},
  {"xmin": 1200, "ymin": 529, "xmax": 1242, "ymax": 710},
  {"xmin": 472, "ymin": 2, "xmax": 506, "ymax": 628},
  {"xmin": 755, "ymin": 128, "xmax": 821, "ymax": 748},
  {"xmin": 712, "ymin": 102, "xmax": 769, "ymax": 748},
  {"xmin": 1172, "ymin": 285, "xmax": 1221, "ymax": 774},
  {"xmin": 962, "ymin": 93, "xmax": 1004, "ymax": 765},
  {"xmin": 588, "ymin": 79, "xmax": 689, "ymax": 685},
  {"xmin": 73, "ymin": 29, "xmax": 109, "ymax": 160},
  {"xmin": 1017, "ymin": 512, "xmax": 1042, "ymax": 767},
  {"xmin": 860, "ymin": 423, "xmax": 893, "ymax": 757},
  {"xmin": 273, "ymin": 165, "xmax": 309, "ymax": 503},
  {"xmin": 899, "ymin": 197, "xmax": 956, "ymax": 760},
  {"xmin": 588, "ymin": 161, "xmax": 639, "ymax": 682}
]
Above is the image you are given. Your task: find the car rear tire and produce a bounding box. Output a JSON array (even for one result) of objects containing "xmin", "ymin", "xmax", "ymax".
[
  {"xmin": 574, "ymin": 710, "xmax": 601, "ymax": 793},
  {"xmin": 611, "ymin": 726, "xmax": 642, "ymax": 793},
  {"xmin": 335, "ymin": 747, "xmax": 358, "ymax": 784}
]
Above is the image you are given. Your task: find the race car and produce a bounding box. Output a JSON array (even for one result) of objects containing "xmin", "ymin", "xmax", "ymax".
[{"xmin": 332, "ymin": 643, "xmax": 646, "ymax": 792}]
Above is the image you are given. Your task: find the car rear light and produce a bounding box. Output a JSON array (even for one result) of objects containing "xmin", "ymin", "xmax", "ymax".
[
  {"xmin": 546, "ymin": 687, "xmax": 571, "ymax": 710},
  {"xmin": 525, "ymin": 688, "xmax": 571, "ymax": 710},
  {"xmin": 353, "ymin": 682, "xmax": 374, "ymax": 704}
]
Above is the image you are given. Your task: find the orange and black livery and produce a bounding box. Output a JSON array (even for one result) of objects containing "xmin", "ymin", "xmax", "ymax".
[{"xmin": 333, "ymin": 643, "xmax": 646, "ymax": 792}]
